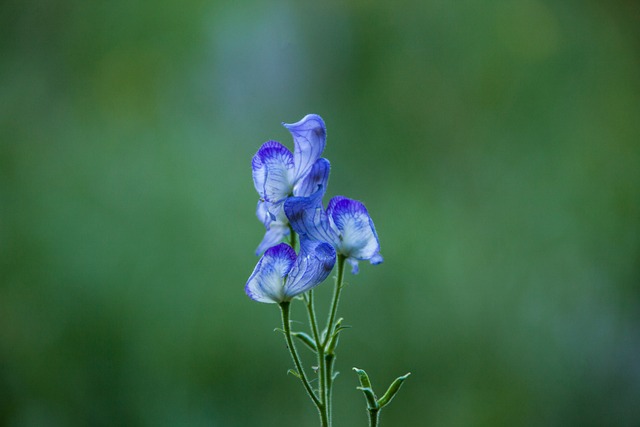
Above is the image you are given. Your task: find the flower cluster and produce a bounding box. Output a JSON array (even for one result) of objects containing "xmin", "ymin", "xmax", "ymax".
[
  {"xmin": 244, "ymin": 115, "xmax": 409, "ymax": 427},
  {"xmin": 246, "ymin": 114, "xmax": 383, "ymax": 303}
]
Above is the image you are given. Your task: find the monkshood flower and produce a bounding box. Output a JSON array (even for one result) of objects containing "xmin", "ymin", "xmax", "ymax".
[
  {"xmin": 284, "ymin": 189, "xmax": 383, "ymax": 274},
  {"xmin": 245, "ymin": 239, "xmax": 336, "ymax": 304},
  {"xmin": 252, "ymin": 114, "xmax": 330, "ymax": 254}
]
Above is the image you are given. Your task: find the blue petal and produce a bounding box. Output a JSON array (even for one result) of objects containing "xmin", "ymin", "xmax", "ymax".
[
  {"xmin": 347, "ymin": 254, "xmax": 382, "ymax": 274},
  {"xmin": 347, "ymin": 258, "xmax": 360, "ymax": 275},
  {"xmin": 283, "ymin": 114, "xmax": 327, "ymax": 184},
  {"xmin": 245, "ymin": 243, "xmax": 296, "ymax": 303},
  {"xmin": 285, "ymin": 239, "xmax": 336, "ymax": 298},
  {"xmin": 252, "ymin": 141, "xmax": 294, "ymax": 203},
  {"xmin": 255, "ymin": 223, "xmax": 290, "ymax": 255},
  {"xmin": 256, "ymin": 200, "xmax": 272, "ymax": 228},
  {"xmin": 327, "ymin": 197, "xmax": 380, "ymax": 261},
  {"xmin": 294, "ymin": 158, "xmax": 330, "ymax": 198},
  {"xmin": 370, "ymin": 253, "xmax": 384, "ymax": 265},
  {"xmin": 284, "ymin": 187, "xmax": 338, "ymax": 245}
]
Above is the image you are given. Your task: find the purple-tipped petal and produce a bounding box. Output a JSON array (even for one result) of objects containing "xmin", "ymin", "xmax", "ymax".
[
  {"xmin": 370, "ymin": 253, "xmax": 384, "ymax": 265},
  {"xmin": 285, "ymin": 239, "xmax": 336, "ymax": 298},
  {"xmin": 284, "ymin": 187, "xmax": 338, "ymax": 245},
  {"xmin": 327, "ymin": 197, "xmax": 380, "ymax": 261},
  {"xmin": 255, "ymin": 224, "xmax": 290, "ymax": 256},
  {"xmin": 252, "ymin": 141, "xmax": 294, "ymax": 203},
  {"xmin": 245, "ymin": 243, "xmax": 296, "ymax": 303},
  {"xmin": 283, "ymin": 114, "xmax": 327, "ymax": 184},
  {"xmin": 294, "ymin": 158, "xmax": 331, "ymax": 198}
]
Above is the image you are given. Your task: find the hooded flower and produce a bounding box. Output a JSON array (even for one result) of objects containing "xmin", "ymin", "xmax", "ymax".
[
  {"xmin": 284, "ymin": 188, "xmax": 383, "ymax": 274},
  {"xmin": 252, "ymin": 114, "xmax": 330, "ymax": 254},
  {"xmin": 245, "ymin": 239, "xmax": 337, "ymax": 304}
]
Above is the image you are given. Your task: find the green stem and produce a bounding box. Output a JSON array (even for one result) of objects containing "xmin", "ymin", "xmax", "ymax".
[
  {"xmin": 324, "ymin": 255, "xmax": 346, "ymax": 347},
  {"xmin": 289, "ymin": 225, "xmax": 297, "ymax": 250},
  {"xmin": 325, "ymin": 353, "xmax": 335, "ymax": 422},
  {"xmin": 368, "ymin": 409, "xmax": 380, "ymax": 427},
  {"xmin": 304, "ymin": 290, "xmax": 330, "ymax": 426},
  {"xmin": 280, "ymin": 301, "xmax": 327, "ymax": 427},
  {"xmin": 323, "ymin": 254, "xmax": 346, "ymax": 423}
]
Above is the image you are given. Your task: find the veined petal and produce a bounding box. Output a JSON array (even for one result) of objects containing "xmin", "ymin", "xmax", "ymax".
[
  {"xmin": 252, "ymin": 141, "xmax": 294, "ymax": 203},
  {"xmin": 245, "ymin": 243, "xmax": 296, "ymax": 303},
  {"xmin": 256, "ymin": 200, "xmax": 272, "ymax": 228},
  {"xmin": 283, "ymin": 114, "xmax": 327, "ymax": 184},
  {"xmin": 294, "ymin": 158, "xmax": 331, "ymax": 198},
  {"xmin": 327, "ymin": 197, "xmax": 380, "ymax": 261},
  {"xmin": 255, "ymin": 224, "xmax": 290, "ymax": 255},
  {"xmin": 285, "ymin": 239, "xmax": 336, "ymax": 298},
  {"xmin": 284, "ymin": 187, "xmax": 338, "ymax": 245}
]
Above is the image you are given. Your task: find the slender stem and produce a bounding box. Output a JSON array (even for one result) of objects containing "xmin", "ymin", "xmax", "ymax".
[
  {"xmin": 279, "ymin": 302, "xmax": 325, "ymax": 422},
  {"xmin": 323, "ymin": 255, "xmax": 346, "ymax": 347},
  {"xmin": 325, "ymin": 353, "xmax": 335, "ymax": 422},
  {"xmin": 368, "ymin": 409, "xmax": 380, "ymax": 427},
  {"xmin": 323, "ymin": 254, "xmax": 346, "ymax": 423},
  {"xmin": 305, "ymin": 290, "xmax": 321, "ymax": 355},
  {"xmin": 305, "ymin": 290, "xmax": 330, "ymax": 426}
]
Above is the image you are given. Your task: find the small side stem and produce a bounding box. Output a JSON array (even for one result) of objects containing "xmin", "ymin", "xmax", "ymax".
[{"xmin": 280, "ymin": 301, "xmax": 326, "ymax": 427}]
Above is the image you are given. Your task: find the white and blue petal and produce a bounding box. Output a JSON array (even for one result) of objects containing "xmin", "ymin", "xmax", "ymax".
[
  {"xmin": 294, "ymin": 158, "xmax": 331, "ymax": 198},
  {"xmin": 283, "ymin": 114, "xmax": 327, "ymax": 184},
  {"xmin": 256, "ymin": 200, "xmax": 272, "ymax": 228},
  {"xmin": 327, "ymin": 197, "xmax": 380, "ymax": 261},
  {"xmin": 284, "ymin": 187, "xmax": 338, "ymax": 245},
  {"xmin": 255, "ymin": 223, "xmax": 290, "ymax": 256},
  {"xmin": 252, "ymin": 141, "xmax": 294, "ymax": 204},
  {"xmin": 245, "ymin": 243, "xmax": 296, "ymax": 303},
  {"xmin": 369, "ymin": 253, "xmax": 384, "ymax": 265},
  {"xmin": 256, "ymin": 200, "xmax": 291, "ymax": 255},
  {"xmin": 285, "ymin": 239, "xmax": 336, "ymax": 298}
]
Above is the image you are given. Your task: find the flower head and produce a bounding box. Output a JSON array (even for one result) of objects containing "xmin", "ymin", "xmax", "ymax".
[
  {"xmin": 284, "ymin": 188, "xmax": 383, "ymax": 274},
  {"xmin": 245, "ymin": 240, "xmax": 337, "ymax": 304},
  {"xmin": 252, "ymin": 114, "xmax": 330, "ymax": 254}
]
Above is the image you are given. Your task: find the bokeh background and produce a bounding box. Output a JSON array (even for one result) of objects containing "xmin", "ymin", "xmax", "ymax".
[{"xmin": 1, "ymin": 0, "xmax": 639, "ymax": 426}]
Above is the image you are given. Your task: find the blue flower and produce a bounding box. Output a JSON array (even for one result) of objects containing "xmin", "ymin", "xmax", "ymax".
[
  {"xmin": 252, "ymin": 114, "xmax": 330, "ymax": 254},
  {"xmin": 245, "ymin": 240, "xmax": 337, "ymax": 304},
  {"xmin": 284, "ymin": 188, "xmax": 383, "ymax": 274}
]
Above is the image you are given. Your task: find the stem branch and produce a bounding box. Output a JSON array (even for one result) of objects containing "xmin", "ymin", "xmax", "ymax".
[{"xmin": 280, "ymin": 302, "xmax": 325, "ymax": 424}]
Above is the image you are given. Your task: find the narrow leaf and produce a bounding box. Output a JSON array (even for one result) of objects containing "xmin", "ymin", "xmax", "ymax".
[
  {"xmin": 377, "ymin": 372, "xmax": 411, "ymax": 408},
  {"xmin": 352, "ymin": 367, "xmax": 372, "ymax": 389},
  {"xmin": 287, "ymin": 369, "xmax": 301, "ymax": 379},
  {"xmin": 325, "ymin": 328, "xmax": 343, "ymax": 355},
  {"xmin": 292, "ymin": 331, "xmax": 317, "ymax": 352}
]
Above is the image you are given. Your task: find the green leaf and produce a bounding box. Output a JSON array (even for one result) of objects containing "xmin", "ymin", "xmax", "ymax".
[
  {"xmin": 292, "ymin": 331, "xmax": 317, "ymax": 352},
  {"xmin": 325, "ymin": 326, "xmax": 344, "ymax": 355},
  {"xmin": 352, "ymin": 367, "xmax": 372, "ymax": 389},
  {"xmin": 287, "ymin": 369, "xmax": 301, "ymax": 379},
  {"xmin": 377, "ymin": 372, "xmax": 411, "ymax": 408}
]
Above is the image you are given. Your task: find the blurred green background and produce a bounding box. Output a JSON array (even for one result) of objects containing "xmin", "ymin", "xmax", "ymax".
[{"xmin": 1, "ymin": 0, "xmax": 639, "ymax": 426}]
